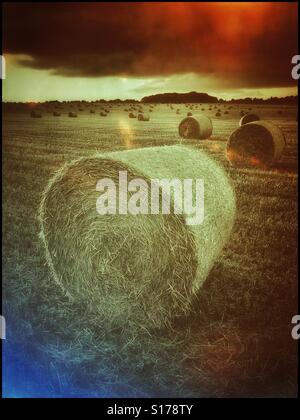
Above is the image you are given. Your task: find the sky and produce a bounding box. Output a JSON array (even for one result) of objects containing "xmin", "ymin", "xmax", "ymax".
[{"xmin": 2, "ymin": 2, "xmax": 298, "ymax": 102}]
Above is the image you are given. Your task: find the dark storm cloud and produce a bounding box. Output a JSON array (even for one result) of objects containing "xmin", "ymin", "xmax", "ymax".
[{"xmin": 3, "ymin": 2, "xmax": 298, "ymax": 87}]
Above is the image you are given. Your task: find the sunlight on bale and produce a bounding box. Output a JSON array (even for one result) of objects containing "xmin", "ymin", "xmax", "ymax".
[
  {"xmin": 179, "ymin": 116, "xmax": 213, "ymax": 140},
  {"xmin": 38, "ymin": 145, "xmax": 236, "ymax": 329},
  {"xmin": 226, "ymin": 121, "xmax": 286, "ymax": 168}
]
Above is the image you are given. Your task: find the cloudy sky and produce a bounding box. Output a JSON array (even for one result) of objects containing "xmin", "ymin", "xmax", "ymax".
[{"xmin": 3, "ymin": 2, "xmax": 298, "ymax": 102}]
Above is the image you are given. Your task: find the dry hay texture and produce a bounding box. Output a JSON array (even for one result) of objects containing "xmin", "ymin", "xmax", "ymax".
[
  {"xmin": 39, "ymin": 145, "xmax": 236, "ymax": 329},
  {"xmin": 179, "ymin": 116, "xmax": 213, "ymax": 140},
  {"xmin": 239, "ymin": 113, "xmax": 260, "ymax": 126},
  {"xmin": 227, "ymin": 121, "xmax": 286, "ymax": 168}
]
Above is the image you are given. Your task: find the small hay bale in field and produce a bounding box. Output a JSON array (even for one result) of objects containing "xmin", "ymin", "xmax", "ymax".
[
  {"xmin": 90, "ymin": 109, "xmax": 95, "ymax": 114},
  {"xmin": 68, "ymin": 112, "xmax": 77, "ymax": 117},
  {"xmin": 187, "ymin": 111, "xmax": 193, "ymax": 117},
  {"xmin": 53, "ymin": 111, "xmax": 61, "ymax": 117},
  {"xmin": 39, "ymin": 145, "xmax": 235, "ymax": 329},
  {"xmin": 239, "ymin": 113, "xmax": 260, "ymax": 126},
  {"xmin": 215, "ymin": 112, "xmax": 221, "ymax": 117},
  {"xmin": 227, "ymin": 121, "xmax": 286, "ymax": 168},
  {"xmin": 100, "ymin": 112, "xmax": 107, "ymax": 117},
  {"xmin": 129, "ymin": 112, "xmax": 136, "ymax": 118},
  {"xmin": 224, "ymin": 111, "xmax": 229, "ymax": 115},
  {"xmin": 30, "ymin": 110, "xmax": 42, "ymax": 118},
  {"xmin": 137, "ymin": 113, "xmax": 150, "ymax": 121},
  {"xmin": 178, "ymin": 115, "xmax": 213, "ymax": 140}
]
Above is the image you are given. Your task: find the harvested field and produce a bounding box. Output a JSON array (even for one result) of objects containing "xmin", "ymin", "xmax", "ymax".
[{"xmin": 2, "ymin": 102, "xmax": 298, "ymax": 397}]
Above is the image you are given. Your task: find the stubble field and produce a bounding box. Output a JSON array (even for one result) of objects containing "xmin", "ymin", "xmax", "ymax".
[{"xmin": 2, "ymin": 103, "xmax": 298, "ymax": 397}]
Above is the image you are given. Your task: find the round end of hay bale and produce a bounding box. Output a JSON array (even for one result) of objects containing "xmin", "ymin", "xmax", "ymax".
[
  {"xmin": 226, "ymin": 121, "xmax": 286, "ymax": 168},
  {"xmin": 178, "ymin": 116, "xmax": 213, "ymax": 140},
  {"xmin": 239, "ymin": 113, "xmax": 260, "ymax": 126}
]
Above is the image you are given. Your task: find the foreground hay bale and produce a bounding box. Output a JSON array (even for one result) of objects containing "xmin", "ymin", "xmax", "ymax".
[
  {"xmin": 137, "ymin": 113, "xmax": 150, "ymax": 121},
  {"xmin": 239, "ymin": 113, "xmax": 260, "ymax": 126},
  {"xmin": 39, "ymin": 145, "xmax": 235, "ymax": 328},
  {"xmin": 227, "ymin": 121, "xmax": 286, "ymax": 167},
  {"xmin": 179, "ymin": 116, "xmax": 213, "ymax": 140}
]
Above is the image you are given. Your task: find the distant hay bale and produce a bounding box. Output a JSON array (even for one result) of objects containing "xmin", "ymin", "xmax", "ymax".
[
  {"xmin": 239, "ymin": 113, "xmax": 260, "ymax": 126},
  {"xmin": 215, "ymin": 112, "xmax": 221, "ymax": 117},
  {"xmin": 137, "ymin": 113, "xmax": 150, "ymax": 121},
  {"xmin": 30, "ymin": 110, "xmax": 42, "ymax": 118},
  {"xmin": 90, "ymin": 110, "xmax": 95, "ymax": 114},
  {"xmin": 100, "ymin": 112, "xmax": 107, "ymax": 117},
  {"xmin": 129, "ymin": 112, "xmax": 136, "ymax": 118},
  {"xmin": 187, "ymin": 112, "xmax": 193, "ymax": 117},
  {"xmin": 68, "ymin": 112, "xmax": 77, "ymax": 118},
  {"xmin": 53, "ymin": 111, "xmax": 61, "ymax": 117},
  {"xmin": 179, "ymin": 116, "xmax": 213, "ymax": 140},
  {"xmin": 39, "ymin": 145, "xmax": 235, "ymax": 328},
  {"xmin": 227, "ymin": 121, "xmax": 286, "ymax": 168}
]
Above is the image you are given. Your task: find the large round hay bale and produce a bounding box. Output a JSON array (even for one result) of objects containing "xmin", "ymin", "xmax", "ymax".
[
  {"xmin": 178, "ymin": 116, "xmax": 213, "ymax": 140},
  {"xmin": 227, "ymin": 121, "xmax": 286, "ymax": 167},
  {"xmin": 39, "ymin": 145, "xmax": 235, "ymax": 328},
  {"xmin": 239, "ymin": 113, "xmax": 260, "ymax": 126}
]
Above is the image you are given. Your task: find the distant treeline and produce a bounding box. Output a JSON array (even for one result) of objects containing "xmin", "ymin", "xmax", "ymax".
[
  {"xmin": 141, "ymin": 92, "xmax": 298, "ymax": 105},
  {"xmin": 3, "ymin": 93, "xmax": 298, "ymax": 111}
]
